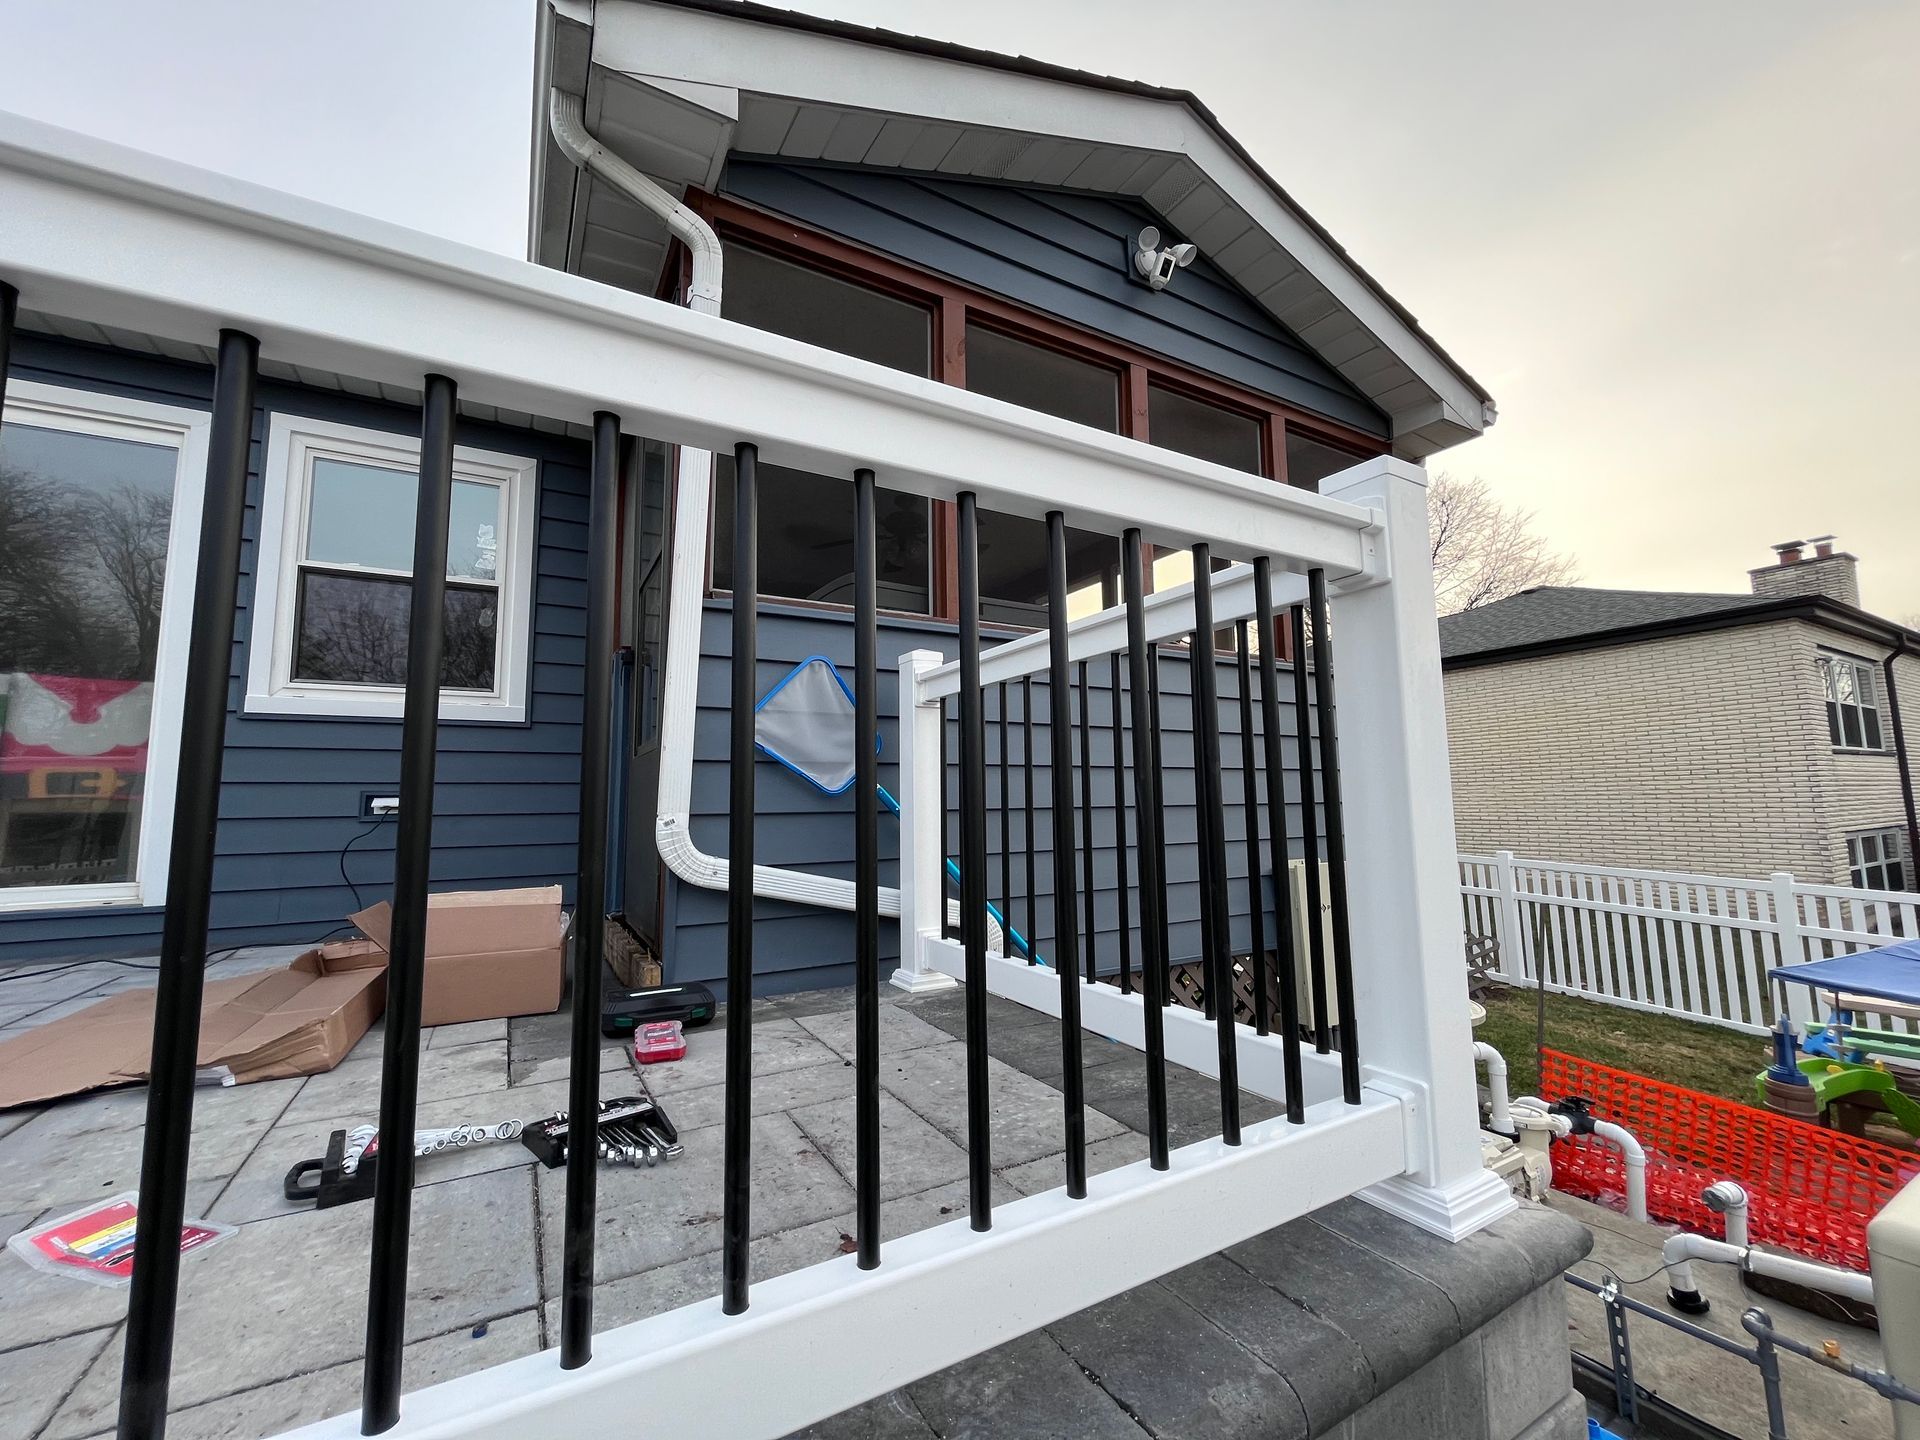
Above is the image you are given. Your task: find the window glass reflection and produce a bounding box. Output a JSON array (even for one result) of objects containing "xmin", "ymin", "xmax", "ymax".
[{"xmin": 0, "ymin": 421, "xmax": 177, "ymax": 891}]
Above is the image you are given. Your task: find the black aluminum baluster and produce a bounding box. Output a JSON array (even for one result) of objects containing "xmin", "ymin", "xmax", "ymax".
[
  {"xmin": 721, "ymin": 442, "xmax": 758, "ymax": 1313},
  {"xmin": 853, "ymin": 469, "xmax": 882, "ymax": 1262},
  {"xmin": 1046, "ymin": 515, "xmax": 1087, "ymax": 1195},
  {"xmin": 1254, "ymin": 560, "xmax": 1306, "ymax": 1122},
  {"xmin": 1189, "ymin": 548, "xmax": 1240, "ymax": 1142},
  {"xmin": 1308, "ymin": 569, "xmax": 1363, "ymax": 1105},
  {"xmin": 1110, "ymin": 649, "xmax": 1133, "ymax": 995},
  {"xmin": 957, "ymin": 493, "xmax": 993, "ymax": 1227},
  {"xmin": 999, "ymin": 684, "xmax": 1013, "ymax": 957},
  {"xmin": 1291, "ymin": 604, "xmax": 1330, "ymax": 1053},
  {"xmin": 116, "ymin": 329, "xmax": 258, "ymax": 1440},
  {"xmin": 940, "ymin": 697, "xmax": 954, "ymax": 940},
  {"xmin": 1077, "ymin": 660, "xmax": 1097, "ymax": 984},
  {"xmin": 560, "ymin": 411, "xmax": 620, "ymax": 1367},
  {"xmin": 362, "ymin": 372, "xmax": 457, "ymax": 1431},
  {"xmin": 1022, "ymin": 674, "xmax": 1037, "ymax": 961},
  {"xmin": 1236, "ymin": 621, "xmax": 1271, "ymax": 1037},
  {"xmin": 0, "ymin": 282, "xmax": 16, "ymax": 409},
  {"xmin": 1147, "ymin": 635, "xmax": 1170, "ymax": 1008},
  {"xmin": 1195, "ymin": 752, "xmax": 1218, "ymax": 1024},
  {"xmin": 1121, "ymin": 531, "xmax": 1170, "ymax": 1168}
]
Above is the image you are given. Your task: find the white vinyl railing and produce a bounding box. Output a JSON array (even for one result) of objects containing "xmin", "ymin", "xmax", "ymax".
[
  {"xmin": 1460, "ymin": 851, "xmax": 1920, "ymax": 1036},
  {"xmin": 0, "ymin": 112, "xmax": 1517, "ymax": 1440}
]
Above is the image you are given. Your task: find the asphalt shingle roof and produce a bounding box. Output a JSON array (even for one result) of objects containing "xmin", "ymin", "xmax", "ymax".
[{"xmin": 1437, "ymin": 586, "xmax": 1771, "ymax": 662}]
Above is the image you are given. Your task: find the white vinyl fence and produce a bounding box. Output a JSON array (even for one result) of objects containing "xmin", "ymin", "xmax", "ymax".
[{"xmin": 1459, "ymin": 851, "xmax": 1920, "ymax": 1036}]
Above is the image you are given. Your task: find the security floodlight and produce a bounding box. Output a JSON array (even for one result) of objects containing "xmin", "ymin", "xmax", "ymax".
[{"xmin": 1132, "ymin": 226, "xmax": 1197, "ymax": 291}]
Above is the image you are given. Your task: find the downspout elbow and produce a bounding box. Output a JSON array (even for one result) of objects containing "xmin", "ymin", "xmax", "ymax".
[{"xmin": 548, "ymin": 88, "xmax": 723, "ymax": 314}]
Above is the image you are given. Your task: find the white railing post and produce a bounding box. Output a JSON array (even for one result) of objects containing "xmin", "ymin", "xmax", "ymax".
[
  {"xmin": 1493, "ymin": 850, "xmax": 1528, "ymax": 985},
  {"xmin": 1772, "ymin": 871, "xmax": 1816, "ymax": 1031},
  {"xmin": 1323, "ymin": 459, "xmax": 1515, "ymax": 1240},
  {"xmin": 891, "ymin": 649, "xmax": 958, "ymax": 994}
]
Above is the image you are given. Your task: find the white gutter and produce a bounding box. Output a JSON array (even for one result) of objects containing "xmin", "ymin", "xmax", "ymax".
[{"xmin": 546, "ymin": 88, "xmax": 1004, "ymax": 949}]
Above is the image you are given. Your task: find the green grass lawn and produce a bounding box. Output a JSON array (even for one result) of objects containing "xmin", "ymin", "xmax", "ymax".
[{"xmin": 1476, "ymin": 982, "xmax": 1771, "ymax": 1105}]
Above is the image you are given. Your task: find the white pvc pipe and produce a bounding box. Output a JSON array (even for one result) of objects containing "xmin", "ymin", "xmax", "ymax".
[
  {"xmin": 1513, "ymin": 1097, "xmax": 1647, "ymax": 1222},
  {"xmin": 1705, "ymin": 1179, "xmax": 1750, "ymax": 1248},
  {"xmin": 1664, "ymin": 1232, "xmax": 1874, "ymax": 1308},
  {"xmin": 1471, "ymin": 1042, "xmax": 1513, "ymax": 1134},
  {"xmin": 1593, "ymin": 1119, "xmax": 1649, "ymax": 1224}
]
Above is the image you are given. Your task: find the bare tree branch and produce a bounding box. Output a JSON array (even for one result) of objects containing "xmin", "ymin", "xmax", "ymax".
[{"xmin": 1426, "ymin": 472, "xmax": 1577, "ymax": 615}]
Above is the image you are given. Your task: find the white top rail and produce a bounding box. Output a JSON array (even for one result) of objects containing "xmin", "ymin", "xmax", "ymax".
[{"xmin": 0, "ymin": 112, "xmax": 1383, "ymax": 580}]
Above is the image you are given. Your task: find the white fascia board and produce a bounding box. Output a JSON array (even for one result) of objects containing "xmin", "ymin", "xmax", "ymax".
[
  {"xmin": 0, "ymin": 113, "xmax": 1375, "ymax": 575},
  {"xmin": 586, "ymin": 1, "xmax": 1488, "ymax": 439}
]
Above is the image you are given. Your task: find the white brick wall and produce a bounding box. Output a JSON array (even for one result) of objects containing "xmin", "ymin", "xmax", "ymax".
[{"xmin": 1443, "ymin": 619, "xmax": 1914, "ymax": 884}]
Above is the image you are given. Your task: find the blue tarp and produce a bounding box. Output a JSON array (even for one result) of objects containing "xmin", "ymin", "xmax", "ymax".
[{"xmin": 1772, "ymin": 937, "xmax": 1920, "ymax": 1008}]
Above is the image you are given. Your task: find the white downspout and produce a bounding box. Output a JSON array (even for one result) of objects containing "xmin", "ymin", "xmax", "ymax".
[{"xmin": 546, "ymin": 91, "xmax": 1001, "ymax": 950}]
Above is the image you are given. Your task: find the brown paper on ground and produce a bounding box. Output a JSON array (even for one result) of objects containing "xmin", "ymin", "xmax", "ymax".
[
  {"xmin": 348, "ymin": 886, "xmax": 566, "ymax": 1027},
  {"xmin": 0, "ymin": 943, "xmax": 387, "ymax": 1111}
]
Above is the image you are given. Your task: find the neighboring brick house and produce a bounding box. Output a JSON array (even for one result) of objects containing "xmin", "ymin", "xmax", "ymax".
[{"xmin": 1440, "ymin": 539, "xmax": 1919, "ymax": 889}]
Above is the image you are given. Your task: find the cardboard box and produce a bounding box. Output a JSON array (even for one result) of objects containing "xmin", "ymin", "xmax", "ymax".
[
  {"xmin": 349, "ymin": 886, "xmax": 567, "ymax": 1027},
  {"xmin": 0, "ymin": 942, "xmax": 387, "ymax": 1111}
]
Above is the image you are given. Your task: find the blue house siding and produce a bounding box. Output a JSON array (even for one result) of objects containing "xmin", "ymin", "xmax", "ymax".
[
  {"xmin": 721, "ymin": 159, "xmax": 1388, "ymax": 439},
  {"xmin": 665, "ymin": 600, "xmax": 1324, "ymax": 998},
  {"xmin": 0, "ymin": 335, "xmax": 588, "ymax": 967}
]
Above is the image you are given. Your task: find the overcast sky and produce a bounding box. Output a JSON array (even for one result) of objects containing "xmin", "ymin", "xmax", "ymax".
[{"xmin": 8, "ymin": 0, "xmax": 1916, "ymax": 618}]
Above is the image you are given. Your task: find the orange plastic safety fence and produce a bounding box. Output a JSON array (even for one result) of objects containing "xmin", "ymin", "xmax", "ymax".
[{"xmin": 1539, "ymin": 1049, "xmax": 1920, "ymax": 1271}]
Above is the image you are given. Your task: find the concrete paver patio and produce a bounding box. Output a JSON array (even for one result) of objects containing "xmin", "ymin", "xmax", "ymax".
[
  {"xmin": 1, "ymin": 948, "xmax": 1641, "ymax": 1440},
  {"xmin": 0, "ymin": 951, "xmax": 1266, "ymax": 1439}
]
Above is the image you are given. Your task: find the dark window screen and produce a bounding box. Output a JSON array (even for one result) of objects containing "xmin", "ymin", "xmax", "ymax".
[
  {"xmin": 716, "ymin": 247, "xmax": 934, "ymax": 611},
  {"xmin": 1148, "ymin": 385, "xmax": 1262, "ymax": 475},
  {"xmin": 1285, "ymin": 431, "xmax": 1369, "ymax": 492}
]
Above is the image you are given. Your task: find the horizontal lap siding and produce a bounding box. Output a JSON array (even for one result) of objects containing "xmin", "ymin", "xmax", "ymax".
[
  {"xmin": 721, "ymin": 160, "xmax": 1387, "ymax": 439},
  {"xmin": 669, "ymin": 601, "xmax": 1325, "ymax": 996},
  {"xmin": 1, "ymin": 336, "xmax": 587, "ymax": 965}
]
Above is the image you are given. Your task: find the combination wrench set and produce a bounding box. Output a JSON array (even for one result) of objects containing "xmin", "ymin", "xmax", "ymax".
[{"xmin": 284, "ymin": 1087, "xmax": 681, "ymax": 1209}]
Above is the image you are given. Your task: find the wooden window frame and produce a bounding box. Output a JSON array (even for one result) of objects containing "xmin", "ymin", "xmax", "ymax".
[{"xmin": 681, "ymin": 189, "xmax": 1389, "ymax": 625}]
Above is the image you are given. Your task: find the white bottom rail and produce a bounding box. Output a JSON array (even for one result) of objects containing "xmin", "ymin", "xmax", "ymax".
[{"xmin": 271, "ymin": 1096, "xmax": 1405, "ymax": 1440}]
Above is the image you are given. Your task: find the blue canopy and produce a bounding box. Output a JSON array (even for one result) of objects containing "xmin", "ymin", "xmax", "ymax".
[{"xmin": 1773, "ymin": 937, "xmax": 1920, "ymax": 1008}]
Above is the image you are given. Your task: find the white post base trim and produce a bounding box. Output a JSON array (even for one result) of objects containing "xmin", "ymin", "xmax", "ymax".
[
  {"xmin": 270, "ymin": 1098, "xmax": 1406, "ymax": 1440},
  {"xmin": 922, "ymin": 936, "xmax": 1351, "ymax": 1110},
  {"xmin": 888, "ymin": 965, "xmax": 959, "ymax": 995},
  {"xmin": 1360, "ymin": 1165, "xmax": 1518, "ymax": 1242}
]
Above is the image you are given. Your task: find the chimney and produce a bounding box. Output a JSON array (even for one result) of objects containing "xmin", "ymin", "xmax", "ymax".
[{"xmin": 1750, "ymin": 535, "xmax": 1861, "ymax": 608}]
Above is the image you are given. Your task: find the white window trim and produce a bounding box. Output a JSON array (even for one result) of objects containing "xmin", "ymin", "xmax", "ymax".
[
  {"xmin": 1820, "ymin": 650, "xmax": 1889, "ymax": 755},
  {"xmin": 246, "ymin": 413, "xmax": 538, "ymax": 723},
  {"xmin": 1, "ymin": 380, "xmax": 211, "ymax": 913}
]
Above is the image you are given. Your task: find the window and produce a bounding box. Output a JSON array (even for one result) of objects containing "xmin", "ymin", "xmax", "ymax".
[
  {"xmin": 694, "ymin": 196, "xmax": 1398, "ymax": 628},
  {"xmin": 1, "ymin": 381, "xmax": 210, "ymax": 911},
  {"xmin": 1848, "ymin": 829, "xmax": 1909, "ymax": 893},
  {"xmin": 1285, "ymin": 430, "xmax": 1369, "ymax": 492},
  {"xmin": 966, "ymin": 326, "xmax": 1120, "ymax": 625},
  {"xmin": 1148, "ymin": 384, "xmax": 1263, "ymax": 474},
  {"xmin": 1821, "ymin": 653, "xmax": 1886, "ymax": 751},
  {"xmin": 246, "ymin": 415, "xmax": 538, "ymax": 722},
  {"xmin": 715, "ymin": 245, "xmax": 933, "ymax": 611}
]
